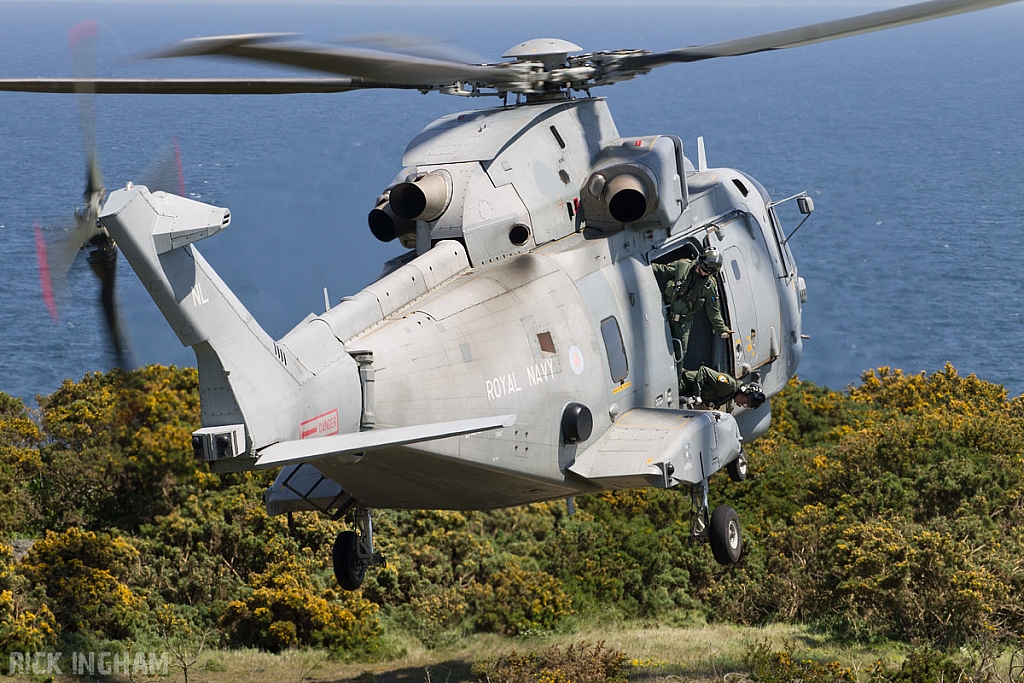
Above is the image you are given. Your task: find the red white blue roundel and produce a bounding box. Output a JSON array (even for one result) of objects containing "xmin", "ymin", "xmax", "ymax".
[{"xmin": 569, "ymin": 346, "xmax": 585, "ymax": 375}]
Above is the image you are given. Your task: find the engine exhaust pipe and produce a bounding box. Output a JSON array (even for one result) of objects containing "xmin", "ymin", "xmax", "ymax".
[
  {"xmin": 368, "ymin": 192, "xmax": 415, "ymax": 243},
  {"xmin": 389, "ymin": 172, "xmax": 450, "ymax": 222},
  {"xmin": 605, "ymin": 173, "xmax": 649, "ymax": 224}
]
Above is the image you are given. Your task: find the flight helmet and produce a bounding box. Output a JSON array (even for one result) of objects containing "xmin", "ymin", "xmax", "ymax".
[
  {"xmin": 699, "ymin": 246, "xmax": 723, "ymax": 274},
  {"xmin": 739, "ymin": 382, "xmax": 766, "ymax": 409}
]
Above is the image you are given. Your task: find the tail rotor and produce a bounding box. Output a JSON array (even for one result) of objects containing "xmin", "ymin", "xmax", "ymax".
[{"xmin": 33, "ymin": 20, "xmax": 134, "ymax": 367}]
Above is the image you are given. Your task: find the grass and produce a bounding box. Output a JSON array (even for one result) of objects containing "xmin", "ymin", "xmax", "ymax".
[
  {"xmin": 12, "ymin": 622, "xmax": 1020, "ymax": 682},
  {"xmin": 120, "ymin": 622, "xmax": 903, "ymax": 683}
]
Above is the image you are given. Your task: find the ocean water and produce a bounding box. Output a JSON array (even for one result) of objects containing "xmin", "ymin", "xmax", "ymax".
[{"xmin": 1, "ymin": 1, "xmax": 1022, "ymax": 402}]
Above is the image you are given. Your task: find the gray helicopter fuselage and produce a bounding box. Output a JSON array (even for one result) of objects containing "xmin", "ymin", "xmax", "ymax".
[
  {"xmin": 288, "ymin": 229, "xmax": 677, "ymax": 509},
  {"xmin": 99, "ymin": 96, "xmax": 804, "ymax": 513},
  {"xmin": 265, "ymin": 98, "xmax": 804, "ymax": 510}
]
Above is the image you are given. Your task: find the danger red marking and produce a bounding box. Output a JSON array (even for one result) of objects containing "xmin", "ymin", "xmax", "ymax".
[{"xmin": 300, "ymin": 409, "xmax": 339, "ymax": 439}]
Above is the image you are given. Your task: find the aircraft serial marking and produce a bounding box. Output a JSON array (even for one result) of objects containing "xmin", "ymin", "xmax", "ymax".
[{"xmin": 190, "ymin": 281, "xmax": 210, "ymax": 307}]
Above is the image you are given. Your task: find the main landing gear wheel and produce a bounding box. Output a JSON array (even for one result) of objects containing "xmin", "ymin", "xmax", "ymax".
[
  {"xmin": 332, "ymin": 530, "xmax": 365, "ymax": 591},
  {"xmin": 727, "ymin": 449, "xmax": 748, "ymax": 482},
  {"xmin": 709, "ymin": 504, "xmax": 743, "ymax": 565}
]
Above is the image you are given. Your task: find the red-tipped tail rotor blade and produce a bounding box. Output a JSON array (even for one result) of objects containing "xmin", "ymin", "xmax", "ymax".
[{"xmin": 35, "ymin": 224, "xmax": 60, "ymax": 324}]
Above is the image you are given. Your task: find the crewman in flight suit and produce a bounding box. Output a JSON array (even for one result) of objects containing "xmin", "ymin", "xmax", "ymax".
[
  {"xmin": 681, "ymin": 366, "xmax": 766, "ymax": 410},
  {"xmin": 652, "ymin": 245, "xmax": 732, "ymax": 379}
]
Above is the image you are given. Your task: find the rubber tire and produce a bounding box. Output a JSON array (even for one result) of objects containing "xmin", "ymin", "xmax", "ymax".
[
  {"xmin": 332, "ymin": 530, "xmax": 365, "ymax": 591},
  {"xmin": 709, "ymin": 505, "xmax": 743, "ymax": 565},
  {"xmin": 727, "ymin": 450, "xmax": 748, "ymax": 482}
]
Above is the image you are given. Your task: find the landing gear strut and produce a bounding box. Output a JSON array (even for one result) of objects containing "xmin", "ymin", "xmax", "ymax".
[
  {"xmin": 688, "ymin": 479, "xmax": 743, "ymax": 565},
  {"xmin": 332, "ymin": 507, "xmax": 384, "ymax": 590}
]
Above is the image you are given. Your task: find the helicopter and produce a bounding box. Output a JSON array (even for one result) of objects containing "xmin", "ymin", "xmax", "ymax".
[{"xmin": 0, "ymin": 0, "xmax": 1017, "ymax": 590}]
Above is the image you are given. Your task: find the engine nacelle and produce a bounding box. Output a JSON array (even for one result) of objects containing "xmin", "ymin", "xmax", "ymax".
[
  {"xmin": 368, "ymin": 190, "xmax": 416, "ymax": 243},
  {"xmin": 389, "ymin": 170, "xmax": 452, "ymax": 222},
  {"xmin": 579, "ymin": 135, "xmax": 686, "ymax": 231},
  {"xmin": 604, "ymin": 172, "xmax": 650, "ymax": 223}
]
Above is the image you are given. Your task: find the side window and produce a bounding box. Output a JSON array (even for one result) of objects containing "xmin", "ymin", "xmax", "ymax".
[{"xmin": 600, "ymin": 316, "xmax": 629, "ymax": 383}]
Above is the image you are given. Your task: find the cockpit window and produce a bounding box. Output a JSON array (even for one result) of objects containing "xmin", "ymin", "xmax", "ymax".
[{"xmin": 767, "ymin": 208, "xmax": 797, "ymax": 277}]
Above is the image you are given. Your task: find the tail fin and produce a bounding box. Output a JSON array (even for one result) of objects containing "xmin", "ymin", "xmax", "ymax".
[{"xmin": 99, "ymin": 184, "xmax": 361, "ymax": 454}]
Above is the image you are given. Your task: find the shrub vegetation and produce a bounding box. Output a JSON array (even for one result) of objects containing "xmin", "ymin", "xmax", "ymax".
[{"xmin": 1, "ymin": 362, "xmax": 1022, "ymax": 673}]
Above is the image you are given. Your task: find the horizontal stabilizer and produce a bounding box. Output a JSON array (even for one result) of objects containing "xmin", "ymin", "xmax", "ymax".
[
  {"xmin": 254, "ymin": 414, "xmax": 517, "ymax": 469},
  {"xmin": 569, "ymin": 408, "xmax": 741, "ymax": 488}
]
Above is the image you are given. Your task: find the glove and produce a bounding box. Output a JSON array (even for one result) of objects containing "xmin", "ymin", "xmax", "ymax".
[{"xmin": 720, "ymin": 330, "xmax": 732, "ymax": 339}]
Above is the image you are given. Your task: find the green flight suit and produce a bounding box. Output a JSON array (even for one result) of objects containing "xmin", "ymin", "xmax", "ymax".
[
  {"xmin": 681, "ymin": 366, "xmax": 742, "ymax": 408},
  {"xmin": 652, "ymin": 259, "xmax": 730, "ymax": 374}
]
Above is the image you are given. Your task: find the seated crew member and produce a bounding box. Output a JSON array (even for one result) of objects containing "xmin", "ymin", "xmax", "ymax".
[
  {"xmin": 681, "ymin": 366, "xmax": 766, "ymax": 410},
  {"xmin": 652, "ymin": 246, "xmax": 732, "ymax": 374}
]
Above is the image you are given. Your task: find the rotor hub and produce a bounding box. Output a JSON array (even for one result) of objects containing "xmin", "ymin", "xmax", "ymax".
[{"xmin": 502, "ymin": 38, "xmax": 582, "ymax": 71}]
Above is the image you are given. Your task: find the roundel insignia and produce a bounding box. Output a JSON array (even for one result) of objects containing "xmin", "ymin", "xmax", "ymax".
[
  {"xmin": 717, "ymin": 374, "xmax": 728, "ymax": 383},
  {"xmin": 569, "ymin": 346, "xmax": 585, "ymax": 375}
]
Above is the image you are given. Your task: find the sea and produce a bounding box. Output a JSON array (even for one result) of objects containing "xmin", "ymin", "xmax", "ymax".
[{"xmin": 1, "ymin": 1, "xmax": 1022, "ymax": 404}]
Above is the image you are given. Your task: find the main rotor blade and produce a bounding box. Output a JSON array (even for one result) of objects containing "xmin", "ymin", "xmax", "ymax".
[
  {"xmin": 621, "ymin": 0, "xmax": 1021, "ymax": 69},
  {"xmin": 333, "ymin": 33, "xmax": 487, "ymax": 66},
  {"xmin": 152, "ymin": 34, "xmax": 507, "ymax": 87},
  {"xmin": 0, "ymin": 78, "xmax": 372, "ymax": 94}
]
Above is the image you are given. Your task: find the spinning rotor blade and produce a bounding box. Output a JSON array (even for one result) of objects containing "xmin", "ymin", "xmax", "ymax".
[
  {"xmin": 70, "ymin": 21, "xmax": 104, "ymax": 201},
  {"xmin": 1, "ymin": 0, "xmax": 1017, "ymax": 98},
  {"xmin": 0, "ymin": 77, "xmax": 365, "ymax": 95},
  {"xmin": 87, "ymin": 231, "xmax": 131, "ymax": 369},
  {"xmin": 33, "ymin": 20, "xmax": 134, "ymax": 367},
  {"xmin": 333, "ymin": 34, "xmax": 487, "ymax": 66},
  {"xmin": 140, "ymin": 137, "xmax": 186, "ymax": 197},
  {"xmin": 620, "ymin": 0, "xmax": 1020, "ymax": 69},
  {"xmin": 150, "ymin": 33, "xmax": 509, "ymax": 88},
  {"xmin": 34, "ymin": 225, "xmax": 59, "ymax": 324}
]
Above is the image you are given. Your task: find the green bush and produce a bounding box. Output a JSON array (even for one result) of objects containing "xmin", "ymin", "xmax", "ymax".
[
  {"xmin": 471, "ymin": 641, "xmax": 628, "ymax": 683},
  {"xmin": 219, "ymin": 541, "xmax": 380, "ymax": 653},
  {"xmin": 134, "ymin": 473, "xmax": 288, "ymax": 613},
  {"xmin": 0, "ymin": 542, "xmax": 58, "ymax": 673},
  {"xmin": 35, "ymin": 366, "xmax": 202, "ymax": 530},
  {"xmin": 470, "ymin": 561, "xmax": 573, "ymax": 636},
  {"xmin": 0, "ymin": 394, "xmax": 44, "ymax": 534},
  {"xmin": 864, "ymin": 650, "xmax": 990, "ymax": 683},
  {"xmin": 744, "ymin": 640, "xmax": 856, "ymax": 683},
  {"xmin": 18, "ymin": 528, "xmax": 145, "ymax": 640},
  {"xmin": 2, "ymin": 363, "xmax": 1023, "ymax": 652},
  {"xmin": 701, "ymin": 366, "xmax": 1024, "ymax": 646}
]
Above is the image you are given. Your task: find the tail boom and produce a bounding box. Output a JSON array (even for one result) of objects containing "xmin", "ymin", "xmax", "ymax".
[{"xmin": 99, "ymin": 184, "xmax": 363, "ymax": 455}]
